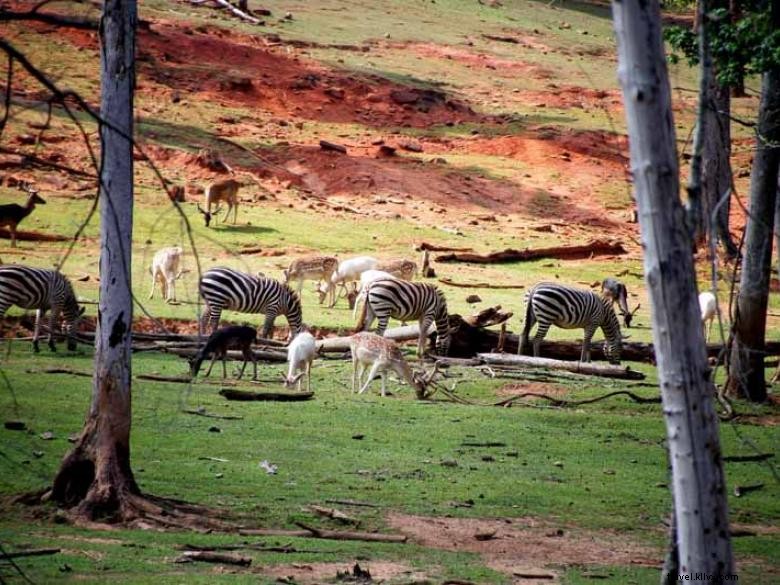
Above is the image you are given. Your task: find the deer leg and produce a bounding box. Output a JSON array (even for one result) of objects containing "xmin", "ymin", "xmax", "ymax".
[
  {"xmin": 221, "ymin": 353, "xmax": 228, "ymax": 379},
  {"xmin": 205, "ymin": 353, "xmax": 218, "ymax": 377},
  {"xmin": 149, "ymin": 271, "xmax": 157, "ymax": 300},
  {"xmin": 352, "ymin": 358, "xmax": 361, "ymax": 392},
  {"xmin": 306, "ymin": 360, "xmax": 311, "ymax": 393},
  {"xmin": 233, "ymin": 201, "xmax": 238, "ymax": 224},
  {"xmin": 359, "ymin": 361, "xmax": 382, "ymax": 394},
  {"xmin": 10, "ymin": 227, "xmax": 16, "ymax": 248},
  {"xmin": 168, "ymin": 276, "xmax": 176, "ymax": 303}
]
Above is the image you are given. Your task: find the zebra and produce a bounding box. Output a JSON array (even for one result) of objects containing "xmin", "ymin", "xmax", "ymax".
[
  {"xmin": 0, "ymin": 265, "xmax": 84, "ymax": 352},
  {"xmin": 199, "ymin": 267, "xmax": 303, "ymax": 338},
  {"xmin": 355, "ymin": 278, "xmax": 450, "ymax": 357},
  {"xmin": 519, "ymin": 282, "xmax": 622, "ymax": 364}
]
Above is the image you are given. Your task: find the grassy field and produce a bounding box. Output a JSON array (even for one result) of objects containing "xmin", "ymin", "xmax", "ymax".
[{"xmin": 1, "ymin": 0, "xmax": 779, "ymax": 582}]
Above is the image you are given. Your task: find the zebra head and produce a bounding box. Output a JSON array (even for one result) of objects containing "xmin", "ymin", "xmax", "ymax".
[
  {"xmin": 602, "ymin": 301, "xmax": 623, "ymax": 364},
  {"xmin": 62, "ymin": 281, "xmax": 84, "ymax": 351}
]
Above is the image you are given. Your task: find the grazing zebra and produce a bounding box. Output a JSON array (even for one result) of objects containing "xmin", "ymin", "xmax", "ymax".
[
  {"xmin": 199, "ymin": 267, "xmax": 303, "ymax": 338},
  {"xmin": 355, "ymin": 278, "xmax": 450, "ymax": 357},
  {"xmin": 519, "ymin": 282, "xmax": 622, "ymax": 364},
  {"xmin": 0, "ymin": 265, "xmax": 83, "ymax": 352}
]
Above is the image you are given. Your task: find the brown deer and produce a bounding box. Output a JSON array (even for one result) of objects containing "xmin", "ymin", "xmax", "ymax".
[
  {"xmin": 284, "ymin": 255, "xmax": 338, "ymax": 304},
  {"xmin": 189, "ymin": 325, "xmax": 258, "ymax": 380},
  {"xmin": 349, "ymin": 332, "xmax": 439, "ymax": 398},
  {"xmin": 197, "ymin": 178, "xmax": 241, "ymax": 227},
  {"xmin": 375, "ymin": 258, "xmax": 418, "ymax": 281},
  {"xmin": 0, "ymin": 184, "xmax": 46, "ymax": 247}
]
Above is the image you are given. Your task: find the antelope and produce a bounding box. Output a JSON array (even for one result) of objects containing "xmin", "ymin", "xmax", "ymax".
[
  {"xmin": 189, "ymin": 325, "xmax": 258, "ymax": 380},
  {"xmin": 349, "ymin": 332, "xmax": 439, "ymax": 398},
  {"xmin": 699, "ymin": 291, "xmax": 717, "ymax": 342},
  {"xmin": 317, "ymin": 256, "xmax": 378, "ymax": 307},
  {"xmin": 375, "ymin": 259, "xmax": 417, "ymax": 281},
  {"xmin": 284, "ymin": 330, "xmax": 317, "ymax": 392},
  {"xmin": 197, "ymin": 178, "xmax": 241, "ymax": 227},
  {"xmin": 148, "ymin": 246, "xmax": 183, "ymax": 303},
  {"xmin": 283, "ymin": 256, "xmax": 338, "ymax": 305},
  {"xmin": 0, "ymin": 184, "xmax": 46, "ymax": 247}
]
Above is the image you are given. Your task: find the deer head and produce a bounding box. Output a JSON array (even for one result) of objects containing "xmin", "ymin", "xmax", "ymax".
[
  {"xmin": 411, "ymin": 361, "xmax": 443, "ymax": 399},
  {"xmin": 622, "ymin": 303, "xmax": 641, "ymax": 328},
  {"xmin": 197, "ymin": 204, "xmax": 223, "ymax": 227}
]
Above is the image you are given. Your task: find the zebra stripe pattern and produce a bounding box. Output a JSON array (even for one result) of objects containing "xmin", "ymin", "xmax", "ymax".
[
  {"xmin": 199, "ymin": 267, "xmax": 303, "ymax": 338},
  {"xmin": 519, "ymin": 282, "xmax": 622, "ymax": 364},
  {"xmin": 0, "ymin": 265, "xmax": 82, "ymax": 352},
  {"xmin": 357, "ymin": 278, "xmax": 450, "ymax": 356}
]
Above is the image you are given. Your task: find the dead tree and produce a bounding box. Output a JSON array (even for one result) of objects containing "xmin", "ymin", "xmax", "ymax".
[
  {"xmin": 726, "ymin": 1, "xmax": 780, "ymax": 402},
  {"xmin": 50, "ymin": 0, "xmax": 141, "ymax": 520},
  {"xmin": 612, "ymin": 0, "xmax": 733, "ymax": 580},
  {"xmin": 687, "ymin": 0, "xmax": 738, "ymax": 256}
]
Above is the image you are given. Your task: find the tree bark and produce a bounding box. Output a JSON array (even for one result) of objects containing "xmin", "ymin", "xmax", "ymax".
[
  {"xmin": 726, "ymin": 1, "xmax": 780, "ymax": 402},
  {"xmin": 611, "ymin": 0, "xmax": 733, "ymax": 578},
  {"xmin": 688, "ymin": 0, "xmax": 738, "ymax": 256},
  {"xmin": 51, "ymin": 0, "xmax": 140, "ymax": 520}
]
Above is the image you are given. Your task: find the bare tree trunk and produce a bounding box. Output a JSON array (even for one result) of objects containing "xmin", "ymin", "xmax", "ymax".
[
  {"xmin": 611, "ymin": 0, "xmax": 734, "ymax": 578},
  {"xmin": 688, "ymin": 0, "xmax": 737, "ymax": 257},
  {"xmin": 726, "ymin": 1, "xmax": 780, "ymax": 402},
  {"xmin": 50, "ymin": 0, "xmax": 140, "ymax": 520}
]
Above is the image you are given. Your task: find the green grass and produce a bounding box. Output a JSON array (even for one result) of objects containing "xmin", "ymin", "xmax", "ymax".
[{"xmin": 1, "ymin": 350, "xmax": 778, "ymax": 583}]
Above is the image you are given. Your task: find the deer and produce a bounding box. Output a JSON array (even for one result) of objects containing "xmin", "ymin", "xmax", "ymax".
[
  {"xmin": 189, "ymin": 325, "xmax": 258, "ymax": 380},
  {"xmin": 197, "ymin": 178, "xmax": 241, "ymax": 227},
  {"xmin": 148, "ymin": 246, "xmax": 184, "ymax": 303},
  {"xmin": 0, "ymin": 184, "xmax": 46, "ymax": 247},
  {"xmin": 349, "ymin": 332, "xmax": 439, "ymax": 398},
  {"xmin": 699, "ymin": 291, "xmax": 717, "ymax": 343},
  {"xmin": 283, "ymin": 256, "xmax": 338, "ymax": 305},
  {"xmin": 316, "ymin": 256, "xmax": 378, "ymax": 307},
  {"xmin": 283, "ymin": 330, "xmax": 317, "ymax": 392},
  {"xmin": 375, "ymin": 259, "xmax": 418, "ymax": 281}
]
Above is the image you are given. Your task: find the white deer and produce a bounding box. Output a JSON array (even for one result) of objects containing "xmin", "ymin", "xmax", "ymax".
[
  {"xmin": 349, "ymin": 332, "xmax": 438, "ymax": 398},
  {"xmin": 699, "ymin": 291, "xmax": 717, "ymax": 342},
  {"xmin": 149, "ymin": 246, "xmax": 184, "ymax": 303},
  {"xmin": 197, "ymin": 178, "xmax": 241, "ymax": 226},
  {"xmin": 317, "ymin": 256, "xmax": 378, "ymax": 307},
  {"xmin": 284, "ymin": 330, "xmax": 317, "ymax": 392}
]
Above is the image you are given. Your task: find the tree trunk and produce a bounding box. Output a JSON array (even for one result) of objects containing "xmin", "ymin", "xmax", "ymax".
[
  {"xmin": 688, "ymin": 0, "xmax": 737, "ymax": 256},
  {"xmin": 611, "ymin": 0, "xmax": 733, "ymax": 578},
  {"xmin": 726, "ymin": 1, "xmax": 780, "ymax": 402},
  {"xmin": 51, "ymin": 0, "xmax": 140, "ymax": 521}
]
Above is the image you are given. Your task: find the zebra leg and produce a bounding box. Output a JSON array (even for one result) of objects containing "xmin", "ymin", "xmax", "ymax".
[
  {"xmin": 375, "ymin": 314, "xmax": 390, "ymax": 336},
  {"xmin": 581, "ymin": 325, "xmax": 596, "ymax": 362},
  {"xmin": 531, "ymin": 323, "xmax": 550, "ymax": 358},
  {"xmin": 519, "ymin": 311, "xmax": 536, "ymax": 355},
  {"xmin": 418, "ymin": 316, "xmax": 433, "ymax": 357},
  {"xmin": 48, "ymin": 307, "xmax": 61, "ymax": 351},
  {"xmin": 33, "ymin": 308, "xmax": 43, "ymax": 353},
  {"xmin": 261, "ymin": 312, "xmax": 277, "ymax": 339}
]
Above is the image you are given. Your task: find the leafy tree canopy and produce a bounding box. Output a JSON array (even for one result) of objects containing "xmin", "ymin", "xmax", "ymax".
[{"xmin": 665, "ymin": 2, "xmax": 780, "ymax": 87}]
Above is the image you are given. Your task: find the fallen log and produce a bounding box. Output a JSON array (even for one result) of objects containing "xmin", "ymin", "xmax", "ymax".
[
  {"xmin": 414, "ymin": 242, "xmax": 474, "ymax": 252},
  {"xmin": 174, "ymin": 550, "xmax": 251, "ymax": 566},
  {"xmin": 319, "ymin": 140, "xmax": 347, "ymax": 154},
  {"xmin": 0, "ymin": 547, "xmax": 60, "ymax": 560},
  {"xmin": 439, "ymin": 277, "xmax": 526, "ymax": 289},
  {"xmin": 316, "ymin": 324, "xmax": 426, "ymax": 352},
  {"xmin": 435, "ymin": 239, "xmax": 627, "ymax": 264},
  {"xmin": 137, "ymin": 374, "xmax": 192, "ymax": 383},
  {"xmin": 168, "ymin": 347, "xmax": 287, "ymax": 362},
  {"xmin": 219, "ymin": 388, "xmax": 314, "ymax": 401},
  {"xmin": 478, "ymin": 353, "xmax": 645, "ymax": 380},
  {"xmin": 238, "ymin": 525, "xmax": 407, "ymax": 543}
]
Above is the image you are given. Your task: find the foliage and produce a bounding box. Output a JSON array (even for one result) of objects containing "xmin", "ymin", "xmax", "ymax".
[{"xmin": 665, "ymin": 3, "xmax": 780, "ymax": 87}]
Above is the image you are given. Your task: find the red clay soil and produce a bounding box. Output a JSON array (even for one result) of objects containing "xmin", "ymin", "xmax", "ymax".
[
  {"xmin": 26, "ymin": 17, "xmax": 487, "ymax": 129},
  {"xmin": 387, "ymin": 513, "xmax": 659, "ymax": 581}
]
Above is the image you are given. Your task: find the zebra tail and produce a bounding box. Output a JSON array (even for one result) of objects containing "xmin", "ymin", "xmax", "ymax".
[
  {"xmin": 518, "ymin": 288, "xmax": 535, "ymax": 354},
  {"xmin": 354, "ymin": 289, "xmax": 369, "ymax": 333}
]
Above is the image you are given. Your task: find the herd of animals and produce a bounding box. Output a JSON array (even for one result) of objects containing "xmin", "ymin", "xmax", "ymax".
[{"xmin": 0, "ymin": 180, "xmax": 722, "ymax": 397}]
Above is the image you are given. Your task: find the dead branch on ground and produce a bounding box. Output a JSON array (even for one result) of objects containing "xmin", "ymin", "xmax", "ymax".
[
  {"xmin": 219, "ymin": 388, "xmax": 314, "ymax": 401},
  {"xmin": 435, "ymin": 239, "xmax": 627, "ymax": 263}
]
